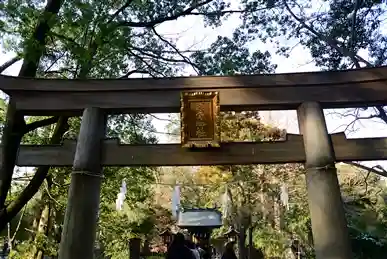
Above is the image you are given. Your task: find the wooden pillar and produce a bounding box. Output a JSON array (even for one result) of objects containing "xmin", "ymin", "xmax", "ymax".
[
  {"xmin": 297, "ymin": 102, "xmax": 352, "ymax": 259},
  {"xmin": 58, "ymin": 107, "xmax": 106, "ymax": 259},
  {"xmin": 129, "ymin": 238, "xmax": 141, "ymax": 259}
]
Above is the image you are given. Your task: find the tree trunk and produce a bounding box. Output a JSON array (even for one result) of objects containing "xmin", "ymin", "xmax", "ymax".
[
  {"xmin": 32, "ymin": 200, "xmax": 51, "ymax": 259},
  {"xmin": 238, "ymin": 226, "xmax": 247, "ymax": 259},
  {"xmin": 0, "ymin": 20, "xmax": 98, "ymax": 231},
  {"xmin": 273, "ymin": 196, "xmax": 284, "ymax": 231},
  {"xmin": 0, "ymin": 102, "xmax": 25, "ymax": 209},
  {"xmin": 33, "ymin": 176, "xmax": 54, "ymax": 259},
  {"xmin": 248, "ymin": 226, "xmax": 253, "ymax": 259},
  {"xmin": 0, "ymin": 117, "xmax": 68, "ymax": 231},
  {"xmin": 0, "ymin": 0, "xmax": 65, "ymax": 228}
]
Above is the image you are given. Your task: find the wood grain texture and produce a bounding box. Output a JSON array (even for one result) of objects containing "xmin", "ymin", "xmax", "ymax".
[
  {"xmin": 1, "ymin": 66, "xmax": 387, "ymax": 115},
  {"xmin": 6, "ymin": 133, "xmax": 387, "ymax": 166}
]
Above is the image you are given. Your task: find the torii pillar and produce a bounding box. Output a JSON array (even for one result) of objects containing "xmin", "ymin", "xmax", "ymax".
[
  {"xmin": 58, "ymin": 107, "xmax": 106, "ymax": 259},
  {"xmin": 298, "ymin": 102, "xmax": 352, "ymax": 259}
]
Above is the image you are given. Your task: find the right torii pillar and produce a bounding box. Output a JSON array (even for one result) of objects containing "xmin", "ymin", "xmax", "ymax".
[{"xmin": 297, "ymin": 102, "xmax": 352, "ymax": 259}]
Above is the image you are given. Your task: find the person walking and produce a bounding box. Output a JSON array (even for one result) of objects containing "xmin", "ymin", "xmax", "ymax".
[
  {"xmin": 221, "ymin": 241, "xmax": 237, "ymax": 259},
  {"xmin": 166, "ymin": 233, "xmax": 195, "ymax": 259}
]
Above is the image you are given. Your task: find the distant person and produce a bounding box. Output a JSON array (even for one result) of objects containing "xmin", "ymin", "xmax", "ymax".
[
  {"xmin": 221, "ymin": 241, "xmax": 237, "ymax": 259},
  {"xmin": 166, "ymin": 233, "xmax": 195, "ymax": 259},
  {"xmin": 185, "ymin": 239, "xmax": 201, "ymax": 259}
]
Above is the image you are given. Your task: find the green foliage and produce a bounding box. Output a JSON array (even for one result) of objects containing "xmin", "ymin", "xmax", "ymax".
[{"xmin": 192, "ymin": 30, "xmax": 277, "ymax": 75}]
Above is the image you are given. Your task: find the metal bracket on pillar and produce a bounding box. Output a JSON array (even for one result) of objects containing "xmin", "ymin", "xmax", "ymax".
[{"xmin": 297, "ymin": 102, "xmax": 352, "ymax": 259}]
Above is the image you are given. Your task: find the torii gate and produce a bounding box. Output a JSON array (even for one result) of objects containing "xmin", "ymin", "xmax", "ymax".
[{"xmin": 1, "ymin": 66, "xmax": 387, "ymax": 259}]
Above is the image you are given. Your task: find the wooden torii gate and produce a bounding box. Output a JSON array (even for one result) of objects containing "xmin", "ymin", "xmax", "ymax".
[{"xmin": 1, "ymin": 66, "xmax": 387, "ymax": 259}]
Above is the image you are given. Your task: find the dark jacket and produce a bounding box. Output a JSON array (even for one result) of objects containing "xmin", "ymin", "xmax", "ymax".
[
  {"xmin": 166, "ymin": 233, "xmax": 195, "ymax": 259},
  {"xmin": 221, "ymin": 242, "xmax": 238, "ymax": 259}
]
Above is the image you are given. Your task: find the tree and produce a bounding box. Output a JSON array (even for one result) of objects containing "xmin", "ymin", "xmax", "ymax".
[
  {"xmin": 0, "ymin": 0, "xmax": 233, "ymax": 229},
  {"xmin": 0, "ymin": 0, "xmax": 65, "ymax": 229}
]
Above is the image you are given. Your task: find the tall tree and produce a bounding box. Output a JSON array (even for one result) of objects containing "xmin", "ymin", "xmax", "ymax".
[
  {"xmin": 0, "ymin": 0, "xmax": 233, "ymax": 229},
  {"xmin": 0, "ymin": 0, "xmax": 65, "ymax": 229}
]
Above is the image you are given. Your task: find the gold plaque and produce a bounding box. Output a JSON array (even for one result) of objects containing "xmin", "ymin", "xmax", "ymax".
[{"xmin": 181, "ymin": 91, "xmax": 220, "ymax": 148}]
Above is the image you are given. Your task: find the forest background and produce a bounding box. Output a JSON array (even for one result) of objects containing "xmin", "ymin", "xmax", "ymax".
[{"xmin": 1, "ymin": 0, "xmax": 387, "ymax": 258}]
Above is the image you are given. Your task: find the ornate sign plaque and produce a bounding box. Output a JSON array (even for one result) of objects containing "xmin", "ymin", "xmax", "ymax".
[{"xmin": 181, "ymin": 91, "xmax": 220, "ymax": 148}]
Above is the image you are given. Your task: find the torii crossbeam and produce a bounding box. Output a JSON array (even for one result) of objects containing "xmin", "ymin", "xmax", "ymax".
[{"xmin": 1, "ymin": 66, "xmax": 387, "ymax": 259}]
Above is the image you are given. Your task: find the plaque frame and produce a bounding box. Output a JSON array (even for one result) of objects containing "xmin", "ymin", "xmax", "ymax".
[{"xmin": 180, "ymin": 91, "xmax": 220, "ymax": 148}]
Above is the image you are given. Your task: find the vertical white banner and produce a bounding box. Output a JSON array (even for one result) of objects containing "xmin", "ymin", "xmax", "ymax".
[{"xmin": 171, "ymin": 185, "xmax": 181, "ymax": 218}]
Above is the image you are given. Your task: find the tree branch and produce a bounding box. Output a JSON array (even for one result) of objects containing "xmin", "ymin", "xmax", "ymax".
[
  {"xmin": 151, "ymin": 27, "xmax": 201, "ymax": 74},
  {"xmin": 349, "ymin": 0, "xmax": 361, "ymax": 52},
  {"xmin": 0, "ymin": 116, "xmax": 69, "ymax": 232},
  {"xmin": 127, "ymin": 49, "xmax": 165, "ymax": 77},
  {"xmin": 0, "ymin": 56, "xmax": 21, "ymax": 73},
  {"xmin": 131, "ymin": 46, "xmax": 190, "ymax": 64},
  {"xmin": 345, "ymin": 162, "xmax": 387, "ymax": 178},
  {"xmin": 23, "ymin": 116, "xmax": 59, "ymax": 134},
  {"xmin": 119, "ymin": 69, "xmax": 150, "ymax": 78},
  {"xmin": 190, "ymin": 9, "xmax": 246, "ymax": 16},
  {"xmin": 0, "ymin": 0, "xmax": 65, "ymax": 212},
  {"xmin": 10, "ymin": 205, "xmax": 27, "ymax": 244},
  {"xmin": 283, "ymin": 0, "xmax": 370, "ymax": 66},
  {"xmin": 50, "ymin": 32, "xmax": 81, "ymax": 48},
  {"xmin": 117, "ymin": 0, "xmax": 213, "ymax": 28},
  {"xmin": 107, "ymin": 0, "xmax": 136, "ymax": 24},
  {"xmin": 375, "ymin": 106, "xmax": 387, "ymax": 124},
  {"xmin": 284, "ymin": 0, "xmax": 387, "ymax": 128}
]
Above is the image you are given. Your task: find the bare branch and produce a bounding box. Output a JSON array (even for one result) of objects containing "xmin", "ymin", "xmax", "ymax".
[
  {"xmin": 43, "ymin": 52, "xmax": 66, "ymax": 73},
  {"xmin": 117, "ymin": 0, "xmax": 213, "ymax": 28},
  {"xmin": 148, "ymin": 114, "xmax": 176, "ymax": 122},
  {"xmin": 119, "ymin": 69, "xmax": 150, "ymax": 78},
  {"xmin": 327, "ymin": 108, "xmax": 380, "ymax": 134},
  {"xmin": 345, "ymin": 162, "xmax": 387, "ymax": 178},
  {"xmin": 23, "ymin": 116, "xmax": 59, "ymax": 134},
  {"xmin": 44, "ymin": 180, "xmax": 60, "ymax": 205},
  {"xmin": 284, "ymin": 0, "xmax": 387, "ymax": 129},
  {"xmin": 137, "ymin": 48, "xmax": 207, "ymax": 53},
  {"xmin": 0, "ymin": 56, "xmax": 21, "ymax": 73},
  {"xmin": 127, "ymin": 49, "xmax": 166, "ymax": 77},
  {"xmin": 349, "ymin": 0, "xmax": 361, "ymax": 51},
  {"xmin": 107, "ymin": 0, "xmax": 136, "ymax": 24},
  {"xmin": 131, "ymin": 46, "xmax": 191, "ymax": 64},
  {"xmin": 10, "ymin": 205, "xmax": 27, "ymax": 243},
  {"xmin": 50, "ymin": 32, "xmax": 81, "ymax": 48},
  {"xmin": 12, "ymin": 176, "xmax": 33, "ymax": 181},
  {"xmin": 283, "ymin": 0, "xmax": 370, "ymax": 66},
  {"xmin": 151, "ymin": 27, "xmax": 201, "ymax": 74},
  {"xmin": 375, "ymin": 106, "xmax": 387, "ymax": 124},
  {"xmin": 190, "ymin": 9, "xmax": 246, "ymax": 16}
]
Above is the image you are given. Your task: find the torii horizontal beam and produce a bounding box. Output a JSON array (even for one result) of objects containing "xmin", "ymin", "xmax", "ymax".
[
  {"xmin": 5, "ymin": 133, "xmax": 387, "ymax": 166},
  {"xmin": 1, "ymin": 66, "xmax": 387, "ymax": 115}
]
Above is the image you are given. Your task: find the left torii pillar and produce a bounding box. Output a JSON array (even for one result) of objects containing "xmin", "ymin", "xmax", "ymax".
[{"xmin": 59, "ymin": 107, "xmax": 106, "ymax": 259}]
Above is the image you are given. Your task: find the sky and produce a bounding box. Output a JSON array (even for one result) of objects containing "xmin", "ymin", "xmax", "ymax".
[{"xmin": 1, "ymin": 3, "xmax": 387, "ymax": 171}]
